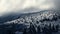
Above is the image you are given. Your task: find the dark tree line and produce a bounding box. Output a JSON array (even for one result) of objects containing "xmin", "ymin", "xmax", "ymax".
[
  {"xmin": 0, "ymin": 22, "xmax": 60, "ymax": 34},
  {"xmin": 23, "ymin": 23, "xmax": 60, "ymax": 34}
]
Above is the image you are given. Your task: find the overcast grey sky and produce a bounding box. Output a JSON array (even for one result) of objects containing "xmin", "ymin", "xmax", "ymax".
[{"xmin": 0, "ymin": 0, "xmax": 60, "ymax": 16}]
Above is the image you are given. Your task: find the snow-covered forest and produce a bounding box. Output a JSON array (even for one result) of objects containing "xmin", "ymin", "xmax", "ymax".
[{"xmin": 0, "ymin": 10, "xmax": 60, "ymax": 34}]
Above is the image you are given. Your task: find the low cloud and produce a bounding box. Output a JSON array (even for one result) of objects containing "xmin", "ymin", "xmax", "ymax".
[{"xmin": 0, "ymin": 0, "xmax": 59, "ymax": 16}]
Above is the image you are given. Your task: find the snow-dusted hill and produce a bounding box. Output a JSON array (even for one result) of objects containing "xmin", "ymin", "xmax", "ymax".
[
  {"xmin": 0, "ymin": 10, "xmax": 60, "ymax": 34},
  {"xmin": 4, "ymin": 10, "xmax": 60, "ymax": 24}
]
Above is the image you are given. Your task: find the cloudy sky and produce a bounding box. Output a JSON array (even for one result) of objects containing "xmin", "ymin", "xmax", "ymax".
[{"xmin": 0, "ymin": 0, "xmax": 60, "ymax": 16}]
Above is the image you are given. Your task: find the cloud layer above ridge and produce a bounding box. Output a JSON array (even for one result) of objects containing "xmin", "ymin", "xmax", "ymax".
[{"xmin": 0, "ymin": 0, "xmax": 60, "ymax": 16}]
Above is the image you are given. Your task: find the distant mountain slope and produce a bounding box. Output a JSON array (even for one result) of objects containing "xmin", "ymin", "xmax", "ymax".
[
  {"xmin": 3, "ymin": 10, "xmax": 60, "ymax": 25},
  {"xmin": 0, "ymin": 10, "xmax": 60, "ymax": 34},
  {"xmin": 0, "ymin": 7, "xmax": 40, "ymax": 23}
]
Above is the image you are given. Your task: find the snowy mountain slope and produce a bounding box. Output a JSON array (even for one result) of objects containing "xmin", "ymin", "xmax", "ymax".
[
  {"xmin": 0, "ymin": 10, "xmax": 60, "ymax": 34},
  {"xmin": 4, "ymin": 10, "xmax": 60, "ymax": 24}
]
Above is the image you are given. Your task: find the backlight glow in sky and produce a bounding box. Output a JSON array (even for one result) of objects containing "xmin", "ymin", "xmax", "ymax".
[{"xmin": 0, "ymin": 0, "xmax": 59, "ymax": 16}]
